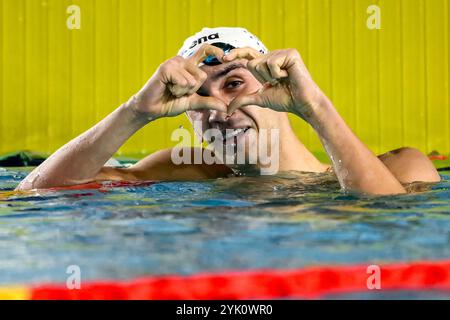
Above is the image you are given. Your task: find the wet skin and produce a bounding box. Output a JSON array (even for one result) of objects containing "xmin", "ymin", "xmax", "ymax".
[{"xmin": 16, "ymin": 45, "xmax": 440, "ymax": 195}]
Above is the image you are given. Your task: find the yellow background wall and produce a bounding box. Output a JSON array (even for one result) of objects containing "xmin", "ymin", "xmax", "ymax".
[{"xmin": 0, "ymin": 0, "xmax": 449, "ymax": 157}]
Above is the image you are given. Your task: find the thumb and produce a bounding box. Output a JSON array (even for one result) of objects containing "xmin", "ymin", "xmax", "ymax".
[
  {"xmin": 228, "ymin": 91, "xmax": 264, "ymax": 115},
  {"xmin": 188, "ymin": 94, "xmax": 227, "ymax": 113}
]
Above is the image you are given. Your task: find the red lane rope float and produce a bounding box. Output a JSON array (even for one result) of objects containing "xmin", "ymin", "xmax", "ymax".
[
  {"xmin": 429, "ymin": 155, "xmax": 448, "ymax": 161},
  {"xmin": 48, "ymin": 180, "xmax": 156, "ymax": 191},
  {"xmin": 31, "ymin": 260, "xmax": 450, "ymax": 300}
]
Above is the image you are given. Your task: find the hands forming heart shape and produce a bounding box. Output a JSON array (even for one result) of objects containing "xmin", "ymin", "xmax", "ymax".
[
  {"xmin": 132, "ymin": 44, "xmax": 327, "ymax": 123},
  {"xmin": 224, "ymin": 47, "xmax": 326, "ymax": 122}
]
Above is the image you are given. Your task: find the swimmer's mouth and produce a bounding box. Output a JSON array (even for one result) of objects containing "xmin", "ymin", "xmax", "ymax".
[{"xmin": 216, "ymin": 127, "xmax": 251, "ymax": 144}]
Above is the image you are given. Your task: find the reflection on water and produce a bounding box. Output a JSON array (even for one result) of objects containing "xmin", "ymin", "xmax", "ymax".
[{"xmin": 0, "ymin": 167, "xmax": 449, "ymax": 290}]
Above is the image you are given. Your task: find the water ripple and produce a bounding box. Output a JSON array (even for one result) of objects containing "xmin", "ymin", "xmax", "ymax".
[{"xmin": 0, "ymin": 169, "xmax": 449, "ymax": 287}]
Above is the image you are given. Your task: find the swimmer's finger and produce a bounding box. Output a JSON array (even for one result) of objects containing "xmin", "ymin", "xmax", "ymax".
[
  {"xmin": 247, "ymin": 59, "xmax": 271, "ymax": 85},
  {"xmin": 167, "ymin": 72, "xmax": 188, "ymax": 97},
  {"xmin": 223, "ymin": 47, "xmax": 263, "ymax": 62},
  {"xmin": 255, "ymin": 62, "xmax": 276, "ymax": 85},
  {"xmin": 228, "ymin": 92, "xmax": 264, "ymax": 115},
  {"xmin": 188, "ymin": 94, "xmax": 228, "ymax": 113},
  {"xmin": 184, "ymin": 63, "xmax": 208, "ymax": 93},
  {"xmin": 266, "ymin": 56, "xmax": 289, "ymax": 80},
  {"xmin": 188, "ymin": 44, "xmax": 225, "ymax": 66},
  {"xmin": 168, "ymin": 70, "xmax": 197, "ymax": 97}
]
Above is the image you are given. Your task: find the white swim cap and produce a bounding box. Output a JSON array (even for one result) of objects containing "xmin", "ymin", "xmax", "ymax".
[{"xmin": 178, "ymin": 27, "xmax": 269, "ymax": 59}]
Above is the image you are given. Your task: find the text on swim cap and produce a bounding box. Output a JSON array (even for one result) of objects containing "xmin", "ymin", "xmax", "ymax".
[{"xmin": 189, "ymin": 33, "xmax": 220, "ymax": 49}]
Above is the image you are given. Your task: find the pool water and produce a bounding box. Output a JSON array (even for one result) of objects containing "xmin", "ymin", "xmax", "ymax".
[{"xmin": 0, "ymin": 167, "xmax": 449, "ymax": 297}]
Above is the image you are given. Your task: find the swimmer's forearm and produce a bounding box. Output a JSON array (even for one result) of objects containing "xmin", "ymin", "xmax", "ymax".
[
  {"xmin": 16, "ymin": 99, "xmax": 150, "ymax": 190},
  {"xmin": 301, "ymin": 97, "xmax": 406, "ymax": 195}
]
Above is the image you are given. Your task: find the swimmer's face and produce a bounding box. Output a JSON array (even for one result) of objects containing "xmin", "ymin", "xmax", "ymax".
[{"xmin": 186, "ymin": 58, "xmax": 285, "ymax": 164}]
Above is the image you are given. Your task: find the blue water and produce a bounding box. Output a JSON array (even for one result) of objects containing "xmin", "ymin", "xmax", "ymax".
[{"xmin": 0, "ymin": 167, "xmax": 449, "ymax": 298}]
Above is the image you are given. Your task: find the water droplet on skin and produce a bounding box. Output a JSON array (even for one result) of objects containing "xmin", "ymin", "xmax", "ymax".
[{"xmin": 341, "ymin": 169, "xmax": 349, "ymax": 179}]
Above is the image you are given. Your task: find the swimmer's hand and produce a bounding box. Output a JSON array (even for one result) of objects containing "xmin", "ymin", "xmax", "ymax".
[
  {"xmin": 226, "ymin": 47, "xmax": 409, "ymax": 195},
  {"xmin": 226, "ymin": 48, "xmax": 328, "ymax": 124},
  {"xmin": 130, "ymin": 44, "xmax": 228, "ymax": 120}
]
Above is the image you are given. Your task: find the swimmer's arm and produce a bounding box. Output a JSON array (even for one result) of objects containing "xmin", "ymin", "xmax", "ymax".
[
  {"xmin": 15, "ymin": 100, "xmax": 150, "ymax": 191},
  {"xmin": 16, "ymin": 45, "xmax": 228, "ymax": 191},
  {"xmin": 94, "ymin": 148, "xmax": 232, "ymax": 182},
  {"xmin": 302, "ymin": 96, "xmax": 407, "ymax": 195},
  {"xmin": 224, "ymin": 48, "xmax": 405, "ymax": 195}
]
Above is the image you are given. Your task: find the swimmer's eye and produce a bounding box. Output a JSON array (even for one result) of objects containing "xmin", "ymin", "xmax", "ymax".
[{"xmin": 225, "ymin": 80, "xmax": 243, "ymax": 89}]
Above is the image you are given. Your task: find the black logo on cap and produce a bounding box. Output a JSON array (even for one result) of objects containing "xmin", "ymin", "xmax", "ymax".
[{"xmin": 189, "ymin": 33, "xmax": 220, "ymax": 49}]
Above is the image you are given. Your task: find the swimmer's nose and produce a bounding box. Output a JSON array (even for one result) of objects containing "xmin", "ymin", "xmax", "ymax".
[{"xmin": 208, "ymin": 109, "xmax": 229, "ymax": 124}]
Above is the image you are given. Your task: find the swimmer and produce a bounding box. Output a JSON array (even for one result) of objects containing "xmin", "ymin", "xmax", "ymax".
[{"xmin": 16, "ymin": 27, "xmax": 440, "ymax": 195}]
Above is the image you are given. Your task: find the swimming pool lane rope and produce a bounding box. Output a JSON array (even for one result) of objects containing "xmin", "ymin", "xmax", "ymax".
[{"xmin": 1, "ymin": 259, "xmax": 449, "ymax": 300}]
